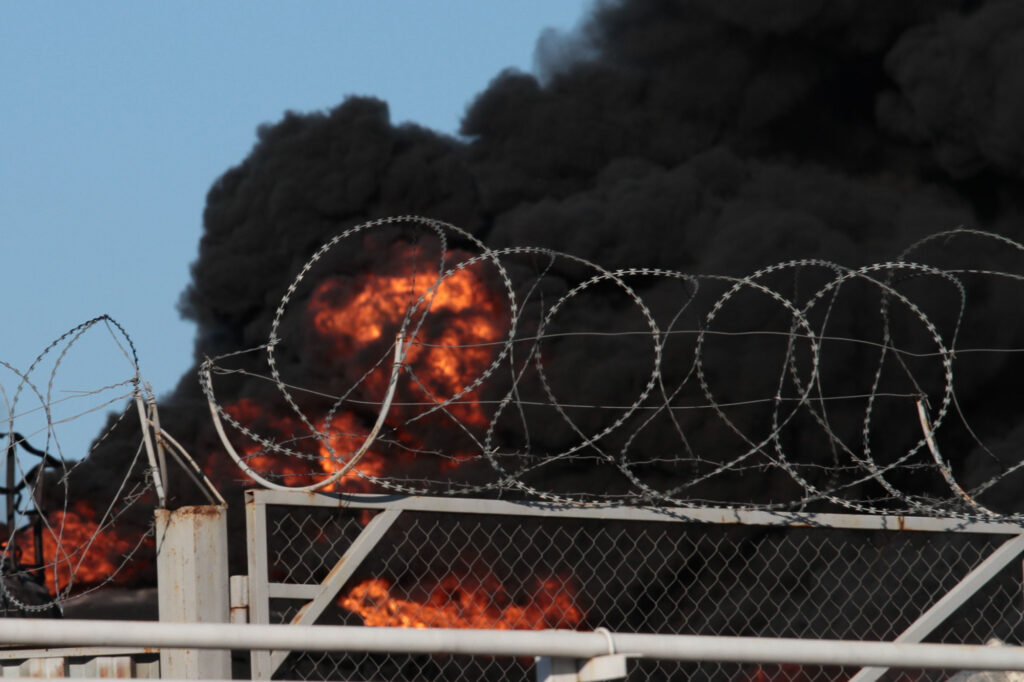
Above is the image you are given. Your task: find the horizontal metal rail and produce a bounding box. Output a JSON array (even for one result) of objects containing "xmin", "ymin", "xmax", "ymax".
[
  {"xmin": 249, "ymin": 489, "xmax": 1024, "ymax": 534},
  {"xmin": 0, "ymin": 646, "xmax": 156, "ymax": 660},
  {"xmin": 0, "ymin": 619, "xmax": 1022, "ymax": 672}
]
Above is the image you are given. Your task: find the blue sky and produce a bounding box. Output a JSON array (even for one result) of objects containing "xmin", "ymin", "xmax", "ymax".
[{"xmin": 1, "ymin": 1, "xmax": 593, "ymax": 461}]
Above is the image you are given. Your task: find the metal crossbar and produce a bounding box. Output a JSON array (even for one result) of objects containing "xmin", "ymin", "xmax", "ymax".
[{"xmin": 244, "ymin": 490, "xmax": 1024, "ymax": 681}]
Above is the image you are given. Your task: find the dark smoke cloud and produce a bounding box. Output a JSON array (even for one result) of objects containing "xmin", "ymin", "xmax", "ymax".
[
  {"xmin": 72, "ymin": 0, "xmax": 1024, "ymax": 523},
  {"xmin": 879, "ymin": 0, "xmax": 1024, "ymax": 179},
  {"xmin": 180, "ymin": 101, "xmax": 481, "ymax": 358}
]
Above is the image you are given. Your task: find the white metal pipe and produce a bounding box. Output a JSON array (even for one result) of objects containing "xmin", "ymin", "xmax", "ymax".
[
  {"xmin": 0, "ymin": 620, "xmax": 1021, "ymax": 671},
  {"xmin": 207, "ymin": 333, "xmax": 405, "ymax": 492},
  {"xmin": 135, "ymin": 394, "xmax": 166, "ymax": 507},
  {"xmin": 250, "ymin": 488, "xmax": 1024, "ymax": 535},
  {"xmin": 147, "ymin": 387, "xmax": 171, "ymax": 503}
]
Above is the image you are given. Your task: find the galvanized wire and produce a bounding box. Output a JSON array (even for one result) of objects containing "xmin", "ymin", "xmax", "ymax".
[
  {"xmin": 0, "ymin": 316, "xmax": 156, "ymax": 613},
  {"xmin": 200, "ymin": 219, "xmax": 1024, "ymax": 522}
]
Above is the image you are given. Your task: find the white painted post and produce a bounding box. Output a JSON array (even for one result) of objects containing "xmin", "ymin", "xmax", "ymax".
[
  {"xmin": 155, "ymin": 505, "xmax": 231, "ymax": 679},
  {"xmin": 230, "ymin": 575, "xmax": 249, "ymax": 624},
  {"xmin": 244, "ymin": 492, "xmax": 273, "ymax": 681}
]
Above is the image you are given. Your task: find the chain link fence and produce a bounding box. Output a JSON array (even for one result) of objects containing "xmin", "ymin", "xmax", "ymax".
[{"xmin": 247, "ymin": 492, "xmax": 1024, "ymax": 682}]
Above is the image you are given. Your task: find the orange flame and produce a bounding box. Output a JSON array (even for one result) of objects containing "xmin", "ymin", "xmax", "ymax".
[
  {"xmin": 203, "ymin": 399, "xmax": 392, "ymax": 493},
  {"xmin": 15, "ymin": 500, "xmax": 152, "ymax": 594},
  {"xmin": 311, "ymin": 260, "xmax": 500, "ymax": 350},
  {"xmin": 339, "ymin": 573, "xmax": 583, "ymax": 630},
  {"xmin": 209, "ymin": 247, "xmax": 505, "ymax": 490},
  {"xmin": 201, "ymin": 245, "xmax": 573, "ymax": 629},
  {"xmin": 309, "ymin": 252, "xmax": 503, "ymax": 428}
]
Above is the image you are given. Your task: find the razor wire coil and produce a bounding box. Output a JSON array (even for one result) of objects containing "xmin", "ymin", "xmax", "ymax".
[
  {"xmin": 199, "ymin": 218, "xmax": 1024, "ymax": 523},
  {"xmin": 0, "ymin": 316, "xmax": 155, "ymax": 612}
]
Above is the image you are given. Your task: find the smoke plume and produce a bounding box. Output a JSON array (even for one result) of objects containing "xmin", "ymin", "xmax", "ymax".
[{"xmin": 65, "ymin": 0, "xmax": 1024, "ymax": 548}]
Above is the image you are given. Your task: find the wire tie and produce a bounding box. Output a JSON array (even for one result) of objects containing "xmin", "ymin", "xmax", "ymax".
[{"xmin": 594, "ymin": 627, "xmax": 616, "ymax": 655}]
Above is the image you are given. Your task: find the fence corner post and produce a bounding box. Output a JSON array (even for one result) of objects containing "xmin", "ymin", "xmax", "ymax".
[{"xmin": 156, "ymin": 505, "xmax": 231, "ymax": 679}]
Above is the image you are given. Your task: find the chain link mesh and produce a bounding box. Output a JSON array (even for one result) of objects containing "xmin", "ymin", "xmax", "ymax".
[{"xmin": 253, "ymin": 498, "xmax": 1024, "ymax": 681}]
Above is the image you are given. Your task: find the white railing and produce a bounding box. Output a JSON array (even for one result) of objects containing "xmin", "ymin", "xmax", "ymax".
[{"xmin": 1, "ymin": 619, "xmax": 1024, "ymax": 674}]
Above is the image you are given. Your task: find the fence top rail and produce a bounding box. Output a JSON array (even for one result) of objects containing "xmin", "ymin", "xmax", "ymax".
[{"xmin": 246, "ymin": 489, "xmax": 1024, "ymax": 535}]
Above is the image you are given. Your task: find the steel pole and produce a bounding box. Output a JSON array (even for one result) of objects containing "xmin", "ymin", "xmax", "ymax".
[{"xmin": 0, "ymin": 620, "xmax": 1021, "ymax": 672}]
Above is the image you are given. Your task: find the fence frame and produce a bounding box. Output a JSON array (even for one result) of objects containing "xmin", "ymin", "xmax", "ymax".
[{"xmin": 244, "ymin": 488, "xmax": 1024, "ymax": 681}]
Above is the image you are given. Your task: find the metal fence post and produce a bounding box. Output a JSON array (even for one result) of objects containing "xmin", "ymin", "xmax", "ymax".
[
  {"xmin": 230, "ymin": 575, "xmax": 249, "ymax": 624},
  {"xmin": 155, "ymin": 505, "xmax": 231, "ymax": 679},
  {"xmin": 245, "ymin": 490, "xmax": 273, "ymax": 680}
]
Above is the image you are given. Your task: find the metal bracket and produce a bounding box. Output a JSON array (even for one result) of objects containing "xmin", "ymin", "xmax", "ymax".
[{"xmin": 535, "ymin": 654, "xmax": 630, "ymax": 681}]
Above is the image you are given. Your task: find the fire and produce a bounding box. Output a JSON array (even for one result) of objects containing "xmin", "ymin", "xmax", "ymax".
[
  {"xmin": 211, "ymin": 245, "xmax": 506, "ymax": 491},
  {"xmin": 316, "ymin": 412, "xmax": 389, "ymax": 490},
  {"xmin": 205, "ymin": 399, "xmax": 392, "ymax": 493},
  {"xmin": 339, "ymin": 573, "xmax": 583, "ymax": 630},
  {"xmin": 310, "ymin": 258, "xmax": 500, "ymax": 350},
  {"xmin": 15, "ymin": 500, "xmax": 152, "ymax": 594},
  {"xmin": 196, "ymin": 243, "xmax": 547, "ymax": 632},
  {"xmin": 309, "ymin": 250, "xmax": 504, "ymax": 428}
]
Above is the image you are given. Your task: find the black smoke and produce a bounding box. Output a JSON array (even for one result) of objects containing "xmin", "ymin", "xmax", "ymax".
[{"xmin": 66, "ymin": 0, "xmax": 1024, "ymax": 537}]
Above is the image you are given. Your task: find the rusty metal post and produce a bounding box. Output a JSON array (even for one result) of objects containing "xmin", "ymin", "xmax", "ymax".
[{"xmin": 155, "ymin": 505, "xmax": 230, "ymax": 679}]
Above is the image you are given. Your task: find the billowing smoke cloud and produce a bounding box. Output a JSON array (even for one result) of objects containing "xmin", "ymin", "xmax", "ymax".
[{"xmin": 68, "ymin": 0, "xmax": 1024, "ymax": 536}]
